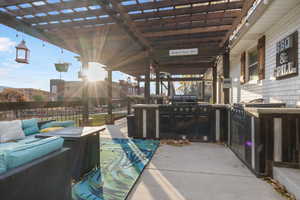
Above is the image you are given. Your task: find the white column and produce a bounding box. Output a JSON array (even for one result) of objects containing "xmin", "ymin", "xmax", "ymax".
[
  {"xmin": 251, "ymin": 116, "xmax": 255, "ymax": 169},
  {"xmin": 155, "ymin": 109, "xmax": 159, "ymax": 138},
  {"xmin": 274, "ymin": 118, "xmax": 282, "ymax": 162},
  {"xmin": 143, "ymin": 109, "xmax": 147, "ymax": 138},
  {"xmin": 215, "ymin": 110, "xmax": 220, "ymax": 142}
]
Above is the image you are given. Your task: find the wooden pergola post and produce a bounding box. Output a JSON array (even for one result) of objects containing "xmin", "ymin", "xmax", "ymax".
[
  {"xmin": 202, "ymin": 80, "xmax": 205, "ymax": 101},
  {"xmin": 137, "ymin": 76, "xmax": 141, "ymax": 95},
  {"xmin": 155, "ymin": 67, "xmax": 160, "ymax": 95},
  {"xmin": 167, "ymin": 75, "xmax": 171, "ymax": 97},
  {"xmin": 82, "ymin": 61, "xmax": 89, "ymax": 126},
  {"xmin": 223, "ymin": 48, "xmax": 230, "ymax": 104},
  {"xmin": 107, "ymin": 69, "xmax": 114, "ymax": 124},
  {"xmin": 144, "ymin": 62, "xmax": 151, "ymax": 104},
  {"xmin": 212, "ymin": 66, "xmax": 217, "ymax": 104}
]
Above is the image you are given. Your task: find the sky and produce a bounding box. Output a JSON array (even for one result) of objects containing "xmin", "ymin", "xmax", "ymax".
[{"xmin": 0, "ymin": 24, "xmax": 132, "ymax": 91}]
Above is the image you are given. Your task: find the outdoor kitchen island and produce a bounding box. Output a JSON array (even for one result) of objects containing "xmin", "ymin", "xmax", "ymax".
[{"xmin": 128, "ymin": 104, "xmax": 228, "ymax": 142}]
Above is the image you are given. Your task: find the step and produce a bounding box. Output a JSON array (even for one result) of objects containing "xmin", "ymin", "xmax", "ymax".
[{"xmin": 273, "ymin": 167, "xmax": 300, "ymax": 199}]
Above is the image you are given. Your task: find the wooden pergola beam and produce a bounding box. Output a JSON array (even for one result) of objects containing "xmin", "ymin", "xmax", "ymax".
[
  {"xmin": 152, "ymin": 36, "xmax": 223, "ymax": 46},
  {"xmin": 141, "ymin": 19, "xmax": 234, "ymax": 33},
  {"xmin": 36, "ymin": 18, "xmax": 234, "ymax": 32},
  {"xmin": 0, "ymin": 0, "xmax": 37, "ymax": 7},
  {"xmin": 4, "ymin": 0, "xmax": 242, "ymax": 18},
  {"xmin": 0, "ymin": 11, "xmax": 67, "ymax": 51},
  {"xmin": 220, "ymin": 0, "xmax": 257, "ymax": 47},
  {"xmin": 143, "ymin": 25, "xmax": 232, "ymax": 38},
  {"xmin": 153, "ymin": 41, "xmax": 221, "ymax": 49},
  {"xmin": 139, "ymin": 77, "xmax": 212, "ymax": 82},
  {"xmin": 150, "ymin": 31, "xmax": 226, "ymax": 41},
  {"xmin": 28, "ymin": 8, "xmax": 239, "ymax": 28},
  {"xmin": 95, "ymin": 0, "xmax": 152, "ymax": 52},
  {"xmin": 138, "ymin": 11, "xmax": 240, "ymax": 27}
]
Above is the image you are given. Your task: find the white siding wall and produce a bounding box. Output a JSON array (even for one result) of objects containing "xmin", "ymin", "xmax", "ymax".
[{"xmin": 230, "ymin": 3, "xmax": 300, "ymax": 106}]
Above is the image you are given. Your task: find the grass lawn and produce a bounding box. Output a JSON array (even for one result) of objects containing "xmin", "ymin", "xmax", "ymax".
[{"xmin": 89, "ymin": 113, "xmax": 126, "ymax": 126}]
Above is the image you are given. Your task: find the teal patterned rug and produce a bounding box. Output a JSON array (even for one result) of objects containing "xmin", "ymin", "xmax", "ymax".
[{"xmin": 72, "ymin": 138, "xmax": 159, "ymax": 200}]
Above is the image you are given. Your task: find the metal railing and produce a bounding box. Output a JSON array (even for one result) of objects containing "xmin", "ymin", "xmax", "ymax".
[{"xmin": 0, "ymin": 101, "xmax": 84, "ymax": 126}]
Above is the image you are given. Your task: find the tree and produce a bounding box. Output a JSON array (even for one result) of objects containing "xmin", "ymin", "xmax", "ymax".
[
  {"xmin": 0, "ymin": 88, "xmax": 27, "ymax": 102},
  {"xmin": 177, "ymin": 75, "xmax": 200, "ymax": 95}
]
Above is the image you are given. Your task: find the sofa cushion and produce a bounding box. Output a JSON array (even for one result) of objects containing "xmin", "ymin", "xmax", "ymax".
[
  {"xmin": 0, "ymin": 120, "xmax": 25, "ymax": 143},
  {"xmin": 0, "ymin": 151, "xmax": 7, "ymax": 174},
  {"xmin": 22, "ymin": 118, "xmax": 40, "ymax": 136},
  {"xmin": 3, "ymin": 136, "xmax": 64, "ymax": 170},
  {"xmin": 40, "ymin": 120, "xmax": 75, "ymax": 129},
  {"xmin": 40, "ymin": 127, "xmax": 64, "ymax": 133}
]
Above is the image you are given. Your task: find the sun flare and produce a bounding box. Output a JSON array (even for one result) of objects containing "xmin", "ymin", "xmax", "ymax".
[{"xmin": 86, "ymin": 62, "xmax": 107, "ymax": 82}]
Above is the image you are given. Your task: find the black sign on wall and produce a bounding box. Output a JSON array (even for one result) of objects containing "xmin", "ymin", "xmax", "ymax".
[{"xmin": 275, "ymin": 31, "xmax": 298, "ymax": 79}]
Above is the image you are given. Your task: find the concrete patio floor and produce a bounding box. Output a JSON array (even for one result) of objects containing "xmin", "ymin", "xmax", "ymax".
[
  {"xmin": 101, "ymin": 118, "xmax": 284, "ymax": 200},
  {"xmin": 128, "ymin": 143, "xmax": 283, "ymax": 200}
]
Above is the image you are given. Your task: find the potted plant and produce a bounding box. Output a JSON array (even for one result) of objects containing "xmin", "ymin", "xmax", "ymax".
[{"xmin": 55, "ymin": 62, "xmax": 70, "ymax": 72}]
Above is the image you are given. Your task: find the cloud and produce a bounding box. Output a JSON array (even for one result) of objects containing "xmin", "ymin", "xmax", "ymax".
[
  {"xmin": 0, "ymin": 68, "xmax": 10, "ymax": 76},
  {"xmin": 0, "ymin": 37, "xmax": 15, "ymax": 52}
]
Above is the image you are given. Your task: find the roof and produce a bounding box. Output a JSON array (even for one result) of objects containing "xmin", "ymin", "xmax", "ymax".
[{"xmin": 0, "ymin": 0, "xmax": 254, "ymax": 76}]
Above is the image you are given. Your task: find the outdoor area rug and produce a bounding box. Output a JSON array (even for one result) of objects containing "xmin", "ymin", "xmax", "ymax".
[{"xmin": 72, "ymin": 138, "xmax": 159, "ymax": 200}]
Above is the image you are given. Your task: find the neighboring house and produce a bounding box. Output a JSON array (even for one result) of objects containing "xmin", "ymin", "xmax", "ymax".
[
  {"xmin": 50, "ymin": 79, "xmax": 141, "ymax": 101},
  {"xmin": 216, "ymin": 0, "xmax": 300, "ymax": 106}
]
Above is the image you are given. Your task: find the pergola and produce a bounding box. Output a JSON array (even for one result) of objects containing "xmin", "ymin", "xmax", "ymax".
[{"xmin": 0, "ymin": 0, "xmax": 255, "ymax": 120}]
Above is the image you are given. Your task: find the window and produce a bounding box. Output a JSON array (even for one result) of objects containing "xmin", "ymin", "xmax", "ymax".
[{"xmin": 248, "ymin": 49, "xmax": 258, "ymax": 81}]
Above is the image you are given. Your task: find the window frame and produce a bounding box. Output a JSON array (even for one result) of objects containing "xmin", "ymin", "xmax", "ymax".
[{"xmin": 246, "ymin": 46, "xmax": 259, "ymax": 82}]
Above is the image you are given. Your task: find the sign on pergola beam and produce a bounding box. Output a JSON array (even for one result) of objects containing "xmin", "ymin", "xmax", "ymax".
[
  {"xmin": 94, "ymin": 0, "xmax": 152, "ymax": 52},
  {"xmin": 155, "ymin": 48, "xmax": 223, "ymax": 58},
  {"xmin": 143, "ymin": 25, "xmax": 232, "ymax": 38}
]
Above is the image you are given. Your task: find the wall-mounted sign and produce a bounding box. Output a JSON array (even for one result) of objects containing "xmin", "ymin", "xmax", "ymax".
[
  {"xmin": 169, "ymin": 48, "xmax": 198, "ymax": 56},
  {"xmin": 275, "ymin": 31, "xmax": 298, "ymax": 79},
  {"xmin": 223, "ymin": 78, "xmax": 232, "ymax": 88}
]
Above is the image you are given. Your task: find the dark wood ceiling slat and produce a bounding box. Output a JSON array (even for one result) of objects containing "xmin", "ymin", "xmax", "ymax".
[
  {"xmin": 143, "ymin": 24, "xmax": 232, "ymax": 37},
  {"xmin": 23, "ymin": 1, "xmax": 242, "ymax": 25},
  {"xmin": 0, "ymin": 0, "xmax": 37, "ymax": 7},
  {"xmin": 0, "ymin": 0, "xmax": 252, "ymax": 74},
  {"xmin": 34, "ymin": 10, "xmax": 237, "ymax": 30}
]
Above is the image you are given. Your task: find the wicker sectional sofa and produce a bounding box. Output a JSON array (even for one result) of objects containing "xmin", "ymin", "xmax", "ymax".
[{"xmin": 0, "ymin": 119, "xmax": 75, "ymax": 200}]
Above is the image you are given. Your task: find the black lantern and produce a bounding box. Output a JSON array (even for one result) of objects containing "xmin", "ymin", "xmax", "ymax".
[{"xmin": 15, "ymin": 40, "xmax": 30, "ymax": 64}]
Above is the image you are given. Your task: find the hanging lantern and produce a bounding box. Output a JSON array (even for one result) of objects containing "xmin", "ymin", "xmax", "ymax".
[{"xmin": 15, "ymin": 40, "xmax": 30, "ymax": 64}]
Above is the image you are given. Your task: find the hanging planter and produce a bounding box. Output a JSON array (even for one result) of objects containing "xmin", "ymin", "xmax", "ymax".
[{"xmin": 55, "ymin": 62, "xmax": 70, "ymax": 72}]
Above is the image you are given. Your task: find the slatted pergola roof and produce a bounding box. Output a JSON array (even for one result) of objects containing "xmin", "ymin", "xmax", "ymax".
[{"xmin": 0, "ymin": 0, "xmax": 254, "ymax": 76}]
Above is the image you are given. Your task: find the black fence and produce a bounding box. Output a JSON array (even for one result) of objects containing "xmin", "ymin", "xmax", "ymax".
[
  {"xmin": 229, "ymin": 105, "xmax": 262, "ymax": 175},
  {"xmin": 0, "ymin": 101, "xmax": 83, "ymax": 126},
  {"xmin": 229, "ymin": 104, "xmax": 300, "ymax": 177}
]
